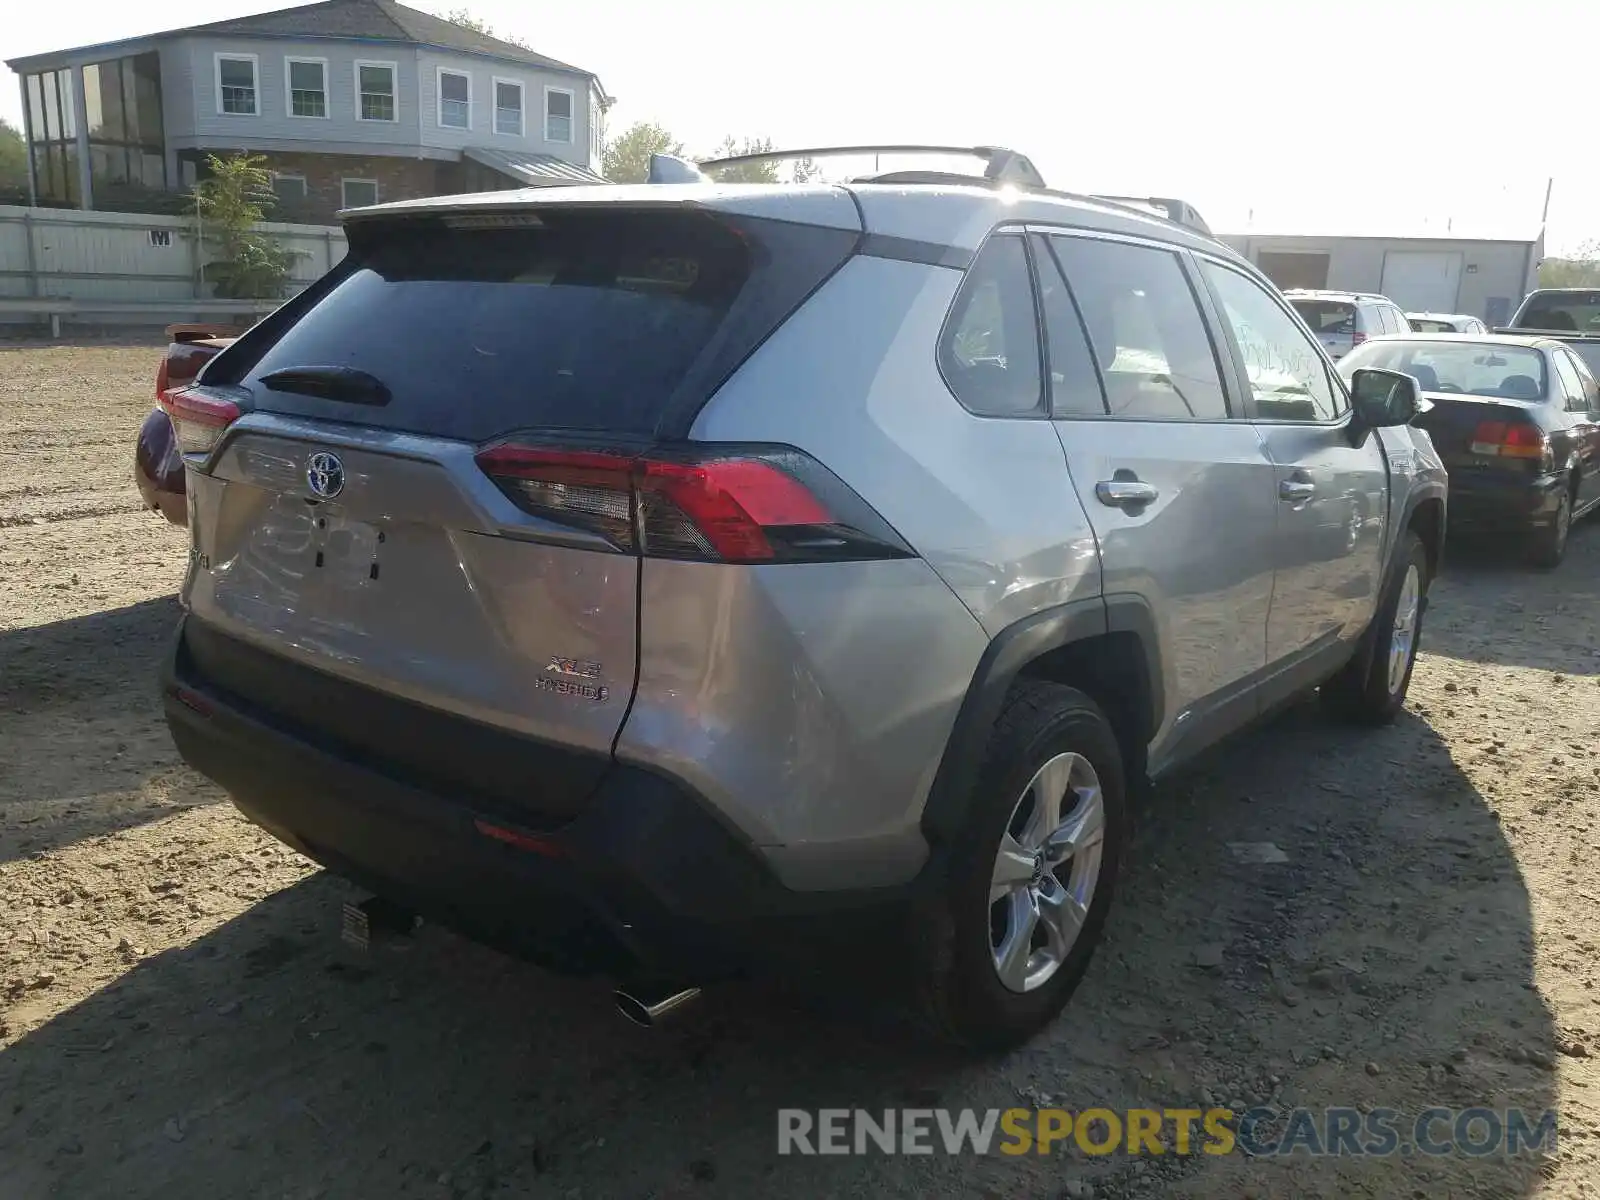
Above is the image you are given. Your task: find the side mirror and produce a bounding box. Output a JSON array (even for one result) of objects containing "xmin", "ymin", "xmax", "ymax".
[{"xmin": 1350, "ymin": 368, "xmax": 1420, "ymax": 429}]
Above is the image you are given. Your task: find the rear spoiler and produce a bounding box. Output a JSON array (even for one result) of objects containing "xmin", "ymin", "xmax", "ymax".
[{"xmin": 166, "ymin": 322, "xmax": 246, "ymax": 344}]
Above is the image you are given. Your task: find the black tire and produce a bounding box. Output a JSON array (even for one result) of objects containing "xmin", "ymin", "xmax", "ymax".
[
  {"xmin": 1528, "ymin": 484, "xmax": 1574, "ymax": 569},
  {"xmin": 915, "ymin": 681, "xmax": 1126, "ymax": 1051},
  {"xmin": 1320, "ymin": 531, "xmax": 1429, "ymax": 725}
]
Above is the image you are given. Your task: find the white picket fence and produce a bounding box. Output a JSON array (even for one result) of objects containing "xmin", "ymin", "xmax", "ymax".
[{"xmin": 0, "ymin": 205, "xmax": 345, "ymax": 330}]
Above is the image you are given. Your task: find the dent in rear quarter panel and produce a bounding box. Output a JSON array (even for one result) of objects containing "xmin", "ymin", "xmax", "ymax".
[
  {"xmin": 690, "ymin": 255, "xmax": 1104, "ymax": 635},
  {"xmin": 616, "ymin": 558, "xmax": 990, "ymax": 891}
]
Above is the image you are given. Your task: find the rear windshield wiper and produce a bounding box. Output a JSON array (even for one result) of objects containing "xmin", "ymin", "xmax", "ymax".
[{"xmin": 259, "ymin": 366, "xmax": 392, "ymax": 406}]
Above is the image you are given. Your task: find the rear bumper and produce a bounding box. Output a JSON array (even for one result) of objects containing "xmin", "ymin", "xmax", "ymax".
[
  {"xmin": 162, "ymin": 617, "xmax": 921, "ymax": 982},
  {"xmin": 1444, "ymin": 471, "xmax": 1566, "ymax": 532}
]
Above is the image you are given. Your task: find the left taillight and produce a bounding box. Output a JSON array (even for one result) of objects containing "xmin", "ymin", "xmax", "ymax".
[
  {"xmin": 160, "ymin": 388, "xmax": 241, "ymax": 455},
  {"xmin": 474, "ymin": 443, "xmax": 913, "ymax": 564}
]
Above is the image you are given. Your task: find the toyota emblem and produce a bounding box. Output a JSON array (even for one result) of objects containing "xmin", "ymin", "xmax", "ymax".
[{"xmin": 306, "ymin": 451, "xmax": 345, "ymax": 500}]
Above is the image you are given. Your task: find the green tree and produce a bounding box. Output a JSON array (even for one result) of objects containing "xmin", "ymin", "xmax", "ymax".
[
  {"xmin": 1539, "ymin": 242, "xmax": 1600, "ymax": 289},
  {"xmin": 789, "ymin": 155, "xmax": 822, "ymax": 184},
  {"xmin": 601, "ymin": 121, "xmax": 683, "ymax": 183},
  {"xmin": 440, "ymin": 7, "xmax": 533, "ymax": 48},
  {"xmin": 705, "ymin": 136, "xmax": 779, "ymax": 183},
  {"xmin": 193, "ymin": 153, "xmax": 300, "ymax": 298},
  {"xmin": 0, "ymin": 118, "xmax": 27, "ymax": 193}
]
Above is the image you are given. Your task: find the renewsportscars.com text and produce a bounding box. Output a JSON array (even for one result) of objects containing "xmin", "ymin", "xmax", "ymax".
[{"xmin": 777, "ymin": 1107, "xmax": 1559, "ymax": 1158}]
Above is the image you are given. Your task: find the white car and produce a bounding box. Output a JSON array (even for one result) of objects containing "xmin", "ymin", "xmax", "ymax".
[
  {"xmin": 1284, "ymin": 290, "xmax": 1412, "ymax": 360},
  {"xmin": 1406, "ymin": 312, "xmax": 1489, "ymax": 335}
]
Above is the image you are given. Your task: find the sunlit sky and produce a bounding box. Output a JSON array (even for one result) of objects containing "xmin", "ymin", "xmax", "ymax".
[{"xmin": 4, "ymin": 0, "xmax": 1596, "ymax": 253}]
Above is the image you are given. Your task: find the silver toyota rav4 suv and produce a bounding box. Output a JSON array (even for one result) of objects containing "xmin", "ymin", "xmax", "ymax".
[{"xmin": 161, "ymin": 146, "xmax": 1446, "ymax": 1049}]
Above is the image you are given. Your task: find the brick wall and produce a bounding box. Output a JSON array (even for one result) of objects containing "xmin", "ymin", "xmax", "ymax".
[{"xmin": 241, "ymin": 151, "xmax": 452, "ymax": 223}]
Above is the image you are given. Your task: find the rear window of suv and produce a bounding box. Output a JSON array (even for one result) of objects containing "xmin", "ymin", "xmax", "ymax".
[
  {"xmin": 220, "ymin": 208, "xmax": 854, "ymax": 441},
  {"xmin": 1290, "ymin": 299, "xmax": 1356, "ymax": 335}
]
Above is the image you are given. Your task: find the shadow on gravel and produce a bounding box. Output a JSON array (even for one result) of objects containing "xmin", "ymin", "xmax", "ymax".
[
  {"xmin": 0, "ymin": 596, "xmax": 208, "ymax": 858},
  {"xmin": 0, "ymin": 695, "xmax": 1558, "ymax": 1199},
  {"xmin": 1426, "ymin": 522, "xmax": 1600, "ymax": 674}
]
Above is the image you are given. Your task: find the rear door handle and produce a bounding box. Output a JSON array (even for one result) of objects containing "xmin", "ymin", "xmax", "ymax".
[
  {"xmin": 1095, "ymin": 479, "xmax": 1159, "ymax": 508},
  {"xmin": 1279, "ymin": 479, "xmax": 1317, "ymax": 503}
]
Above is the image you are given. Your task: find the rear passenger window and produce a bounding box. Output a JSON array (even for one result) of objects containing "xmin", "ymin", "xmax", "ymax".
[
  {"xmin": 1390, "ymin": 308, "xmax": 1412, "ymax": 332},
  {"xmin": 1202, "ymin": 261, "xmax": 1345, "ymax": 421},
  {"xmin": 1568, "ymin": 350, "xmax": 1600, "ymax": 411},
  {"xmin": 1031, "ymin": 234, "xmax": 1107, "ymax": 416},
  {"xmin": 1047, "ymin": 236, "xmax": 1229, "ymax": 420},
  {"xmin": 1554, "ymin": 351, "xmax": 1588, "ymax": 412},
  {"xmin": 938, "ymin": 234, "xmax": 1044, "ymax": 416}
]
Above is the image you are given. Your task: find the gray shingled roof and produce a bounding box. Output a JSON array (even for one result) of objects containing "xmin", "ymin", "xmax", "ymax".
[
  {"xmin": 183, "ymin": 0, "xmax": 592, "ymax": 75},
  {"xmin": 7, "ymin": 0, "xmax": 594, "ymax": 78}
]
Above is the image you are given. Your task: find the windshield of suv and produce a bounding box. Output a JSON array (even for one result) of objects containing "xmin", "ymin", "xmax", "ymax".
[
  {"xmin": 1290, "ymin": 299, "xmax": 1356, "ymax": 335},
  {"xmin": 1336, "ymin": 341, "xmax": 1548, "ymax": 400},
  {"xmin": 1517, "ymin": 292, "xmax": 1600, "ymax": 333}
]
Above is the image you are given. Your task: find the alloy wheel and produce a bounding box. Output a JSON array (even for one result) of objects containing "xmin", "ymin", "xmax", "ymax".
[
  {"xmin": 1387, "ymin": 564, "xmax": 1422, "ymax": 695},
  {"xmin": 988, "ymin": 752, "xmax": 1106, "ymax": 993}
]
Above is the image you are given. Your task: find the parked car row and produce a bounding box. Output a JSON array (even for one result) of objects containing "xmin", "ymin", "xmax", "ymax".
[
  {"xmin": 1337, "ymin": 331, "xmax": 1600, "ymax": 567},
  {"xmin": 137, "ymin": 146, "xmax": 1449, "ymax": 1050},
  {"xmin": 1281, "ymin": 287, "xmax": 1488, "ymax": 361}
]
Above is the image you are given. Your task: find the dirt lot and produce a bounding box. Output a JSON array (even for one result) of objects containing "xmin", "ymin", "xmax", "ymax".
[{"xmin": 1, "ymin": 340, "xmax": 1597, "ymax": 1199}]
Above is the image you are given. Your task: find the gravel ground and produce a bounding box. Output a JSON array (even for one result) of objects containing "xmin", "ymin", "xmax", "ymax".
[{"xmin": 0, "ymin": 341, "xmax": 1596, "ymax": 1199}]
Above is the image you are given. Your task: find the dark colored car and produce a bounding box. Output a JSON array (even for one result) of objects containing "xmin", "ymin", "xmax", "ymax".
[
  {"xmin": 1338, "ymin": 332, "xmax": 1600, "ymax": 567},
  {"xmin": 134, "ymin": 329, "xmax": 237, "ymax": 526},
  {"xmin": 1502, "ymin": 288, "xmax": 1600, "ymax": 380}
]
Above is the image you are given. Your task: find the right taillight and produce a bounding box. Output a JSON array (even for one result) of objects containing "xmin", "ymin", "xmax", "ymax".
[
  {"xmin": 160, "ymin": 388, "xmax": 241, "ymax": 455},
  {"xmin": 1350, "ymin": 331, "xmax": 1368, "ymax": 346},
  {"xmin": 158, "ymin": 342, "xmax": 224, "ymax": 405},
  {"xmin": 1471, "ymin": 419, "xmax": 1549, "ymax": 465},
  {"xmin": 475, "ymin": 443, "xmax": 912, "ymax": 564}
]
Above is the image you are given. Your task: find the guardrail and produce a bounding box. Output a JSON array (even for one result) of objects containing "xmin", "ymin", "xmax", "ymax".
[{"xmin": 0, "ymin": 296, "xmax": 280, "ymax": 338}]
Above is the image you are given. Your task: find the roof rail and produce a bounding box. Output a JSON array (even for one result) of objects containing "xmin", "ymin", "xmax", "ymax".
[
  {"xmin": 694, "ymin": 144, "xmax": 1048, "ymax": 188},
  {"xmin": 652, "ymin": 145, "xmax": 1216, "ymax": 241},
  {"xmin": 1086, "ymin": 195, "xmax": 1212, "ymax": 236}
]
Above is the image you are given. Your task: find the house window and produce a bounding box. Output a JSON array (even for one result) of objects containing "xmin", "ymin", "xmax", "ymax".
[
  {"xmin": 437, "ymin": 69, "xmax": 470, "ymax": 130},
  {"xmin": 341, "ymin": 178, "xmax": 378, "ymax": 209},
  {"xmin": 544, "ymin": 86, "xmax": 573, "ymax": 142},
  {"xmin": 286, "ymin": 58, "xmax": 327, "ymax": 118},
  {"xmin": 494, "ymin": 78, "xmax": 523, "ymax": 136},
  {"xmin": 272, "ymin": 173, "xmax": 308, "ymax": 205},
  {"xmin": 356, "ymin": 61, "xmax": 396, "ymax": 122},
  {"xmin": 216, "ymin": 54, "xmax": 258, "ymax": 115}
]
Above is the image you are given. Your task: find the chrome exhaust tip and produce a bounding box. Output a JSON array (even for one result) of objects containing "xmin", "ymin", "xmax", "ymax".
[{"xmin": 614, "ymin": 984, "xmax": 702, "ymax": 1027}]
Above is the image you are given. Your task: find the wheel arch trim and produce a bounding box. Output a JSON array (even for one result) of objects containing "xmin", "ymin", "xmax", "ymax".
[{"xmin": 919, "ymin": 595, "xmax": 1164, "ymax": 844}]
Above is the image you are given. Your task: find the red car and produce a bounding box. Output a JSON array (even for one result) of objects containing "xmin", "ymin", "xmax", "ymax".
[{"xmin": 135, "ymin": 327, "xmax": 238, "ymax": 527}]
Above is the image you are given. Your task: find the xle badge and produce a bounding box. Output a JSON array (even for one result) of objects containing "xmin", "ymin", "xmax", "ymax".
[{"xmin": 537, "ymin": 656, "xmax": 609, "ymax": 703}]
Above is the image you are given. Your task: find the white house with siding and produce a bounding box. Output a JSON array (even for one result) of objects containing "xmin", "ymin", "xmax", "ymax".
[{"xmin": 6, "ymin": 0, "xmax": 611, "ymax": 222}]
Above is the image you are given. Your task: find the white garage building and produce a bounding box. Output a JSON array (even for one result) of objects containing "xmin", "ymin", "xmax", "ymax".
[{"xmin": 1219, "ymin": 224, "xmax": 1543, "ymax": 327}]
